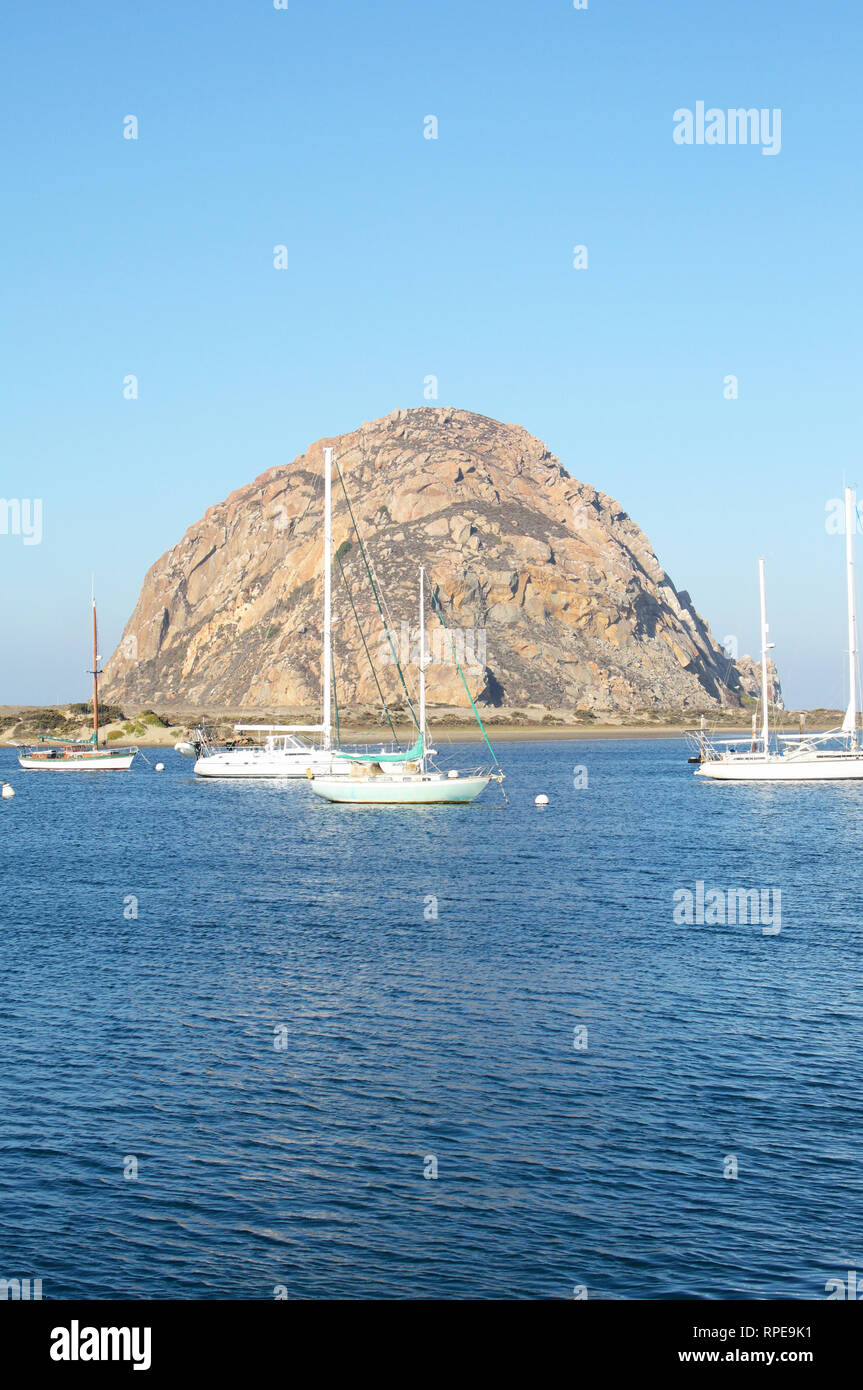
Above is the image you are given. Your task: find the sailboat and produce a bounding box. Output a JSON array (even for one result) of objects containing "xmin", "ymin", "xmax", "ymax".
[
  {"xmin": 694, "ymin": 487, "xmax": 863, "ymax": 781},
  {"xmin": 183, "ymin": 446, "xmax": 405, "ymax": 779},
  {"xmin": 310, "ymin": 567, "xmax": 503, "ymax": 804},
  {"xmin": 18, "ymin": 594, "xmax": 138, "ymax": 771}
]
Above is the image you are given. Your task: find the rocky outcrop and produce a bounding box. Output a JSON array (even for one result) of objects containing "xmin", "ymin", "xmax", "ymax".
[
  {"xmin": 101, "ymin": 407, "xmax": 762, "ymax": 714},
  {"xmin": 733, "ymin": 656, "xmax": 783, "ymax": 708}
]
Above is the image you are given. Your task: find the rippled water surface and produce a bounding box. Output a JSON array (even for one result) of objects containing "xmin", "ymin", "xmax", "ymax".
[{"xmin": 1, "ymin": 738, "xmax": 861, "ymax": 1299}]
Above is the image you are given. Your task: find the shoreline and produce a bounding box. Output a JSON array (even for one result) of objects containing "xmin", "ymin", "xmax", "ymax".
[
  {"xmin": 1, "ymin": 705, "xmax": 840, "ymax": 749},
  {"xmin": 1, "ymin": 722, "xmax": 835, "ymax": 749},
  {"xmin": 340, "ymin": 723, "xmax": 697, "ymax": 743}
]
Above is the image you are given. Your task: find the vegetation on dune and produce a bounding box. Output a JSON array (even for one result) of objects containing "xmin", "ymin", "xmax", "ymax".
[
  {"xmin": 67, "ymin": 701, "xmax": 126, "ymax": 723},
  {"xmin": 137, "ymin": 710, "xmax": 167, "ymax": 726}
]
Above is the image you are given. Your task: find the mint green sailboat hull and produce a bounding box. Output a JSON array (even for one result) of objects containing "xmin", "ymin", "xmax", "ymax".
[{"xmin": 310, "ymin": 772, "xmax": 491, "ymax": 804}]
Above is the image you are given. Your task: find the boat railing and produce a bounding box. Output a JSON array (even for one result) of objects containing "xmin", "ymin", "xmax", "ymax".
[
  {"xmin": 776, "ymin": 726, "xmax": 848, "ymax": 746},
  {"xmin": 686, "ymin": 723, "xmax": 863, "ymax": 764},
  {"xmin": 684, "ymin": 728, "xmax": 722, "ymax": 762},
  {"xmin": 192, "ymin": 726, "xmax": 216, "ymax": 756},
  {"xmin": 684, "ymin": 728, "xmax": 773, "ymax": 762}
]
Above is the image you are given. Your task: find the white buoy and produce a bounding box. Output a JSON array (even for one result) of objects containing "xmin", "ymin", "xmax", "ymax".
[
  {"xmin": 1, "ymin": 783, "xmax": 15, "ymax": 799},
  {"xmin": 535, "ymin": 793, "xmax": 549, "ymax": 806},
  {"xmin": 155, "ymin": 762, "xmax": 165, "ymax": 772}
]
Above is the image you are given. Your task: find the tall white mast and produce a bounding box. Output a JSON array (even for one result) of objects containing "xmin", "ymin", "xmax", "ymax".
[
  {"xmin": 419, "ymin": 566, "xmax": 426, "ymax": 770},
  {"xmin": 322, "ymin": 447, "xmax": 333, "ymax": 750},
  {"xmin": 842, "ymin": 485, "xmax": 858, "ymax": 744},
  {"xmin": 758, "ymin": 557, "xmax": 773, "ymax": 752}
]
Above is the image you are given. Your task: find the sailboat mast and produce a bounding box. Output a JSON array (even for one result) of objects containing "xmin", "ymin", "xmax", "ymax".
[
  {"xmin": 92, "ymin": 594, "xmax": 99, "ymax": 744},
  {"xmin": 843, "ymin": 486, "xmax": 858, "ymax": 746},
  {"xmin": 322, "ymin": 447, "xmax": 333, "ymax": 751},
  {"xmin": 759, "ymin": 557, "xmax": 770, "ymax": 751},
  {"xmin": 419, "ymin": 566, "xmax": 426, "ymax": 770}
]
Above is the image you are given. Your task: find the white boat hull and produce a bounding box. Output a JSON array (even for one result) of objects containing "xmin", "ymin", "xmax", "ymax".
[
  {"xmin": 696, "ymin": 753, "xmax": 863, "ymax": 782},
  {"xmin": 18, "ymin": 750, "xmax": 136, "ymax": 771},
  {"xmin": 193, "ymin": 748, "xmax": 338, "ymax": 779},
  {"xmin": 310, "ymin": 772, "xmax": 492, "ymax": 804}
]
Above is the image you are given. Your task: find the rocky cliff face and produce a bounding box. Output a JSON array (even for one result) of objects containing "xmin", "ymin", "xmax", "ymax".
[
  {"xmin": 733, "ymin": 656, "xmax": 783, "ymax": 708},
  {"xmin": 101, "ymin": 407, "xmax": 764, "ymax": 715}
]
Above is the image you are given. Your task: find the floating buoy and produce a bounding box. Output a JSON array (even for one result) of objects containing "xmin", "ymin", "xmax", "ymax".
[
  {"xmin": 535, "ymin": 793, "xmax": 549, "ymax": 806},
  {"xmin": 1, "ymin": 782, "xmax": 15, "ymax": 799},
  {"xmin": 154, "ymin": 762, "xmax": 165, "ymax": 772}
]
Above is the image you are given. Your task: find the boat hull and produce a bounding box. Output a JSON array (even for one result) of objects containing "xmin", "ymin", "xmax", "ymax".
[
  {"xmin": 310, "ymin": 773, "xmax": 492, "ymax": 804},
  {"xmin": 193, "ymin": 750, "xmax": 337, "ymax": 778},
  {"xmin": 193, "ymin": 747, "xmax": 410, "ymax": 779},
  {"xmin": 696, "ymin": 754, "xmax": 863, "ymax": 782},
  {"xmin": 18, "ymin": 750, "xmax": 136, "ymax": 771}
]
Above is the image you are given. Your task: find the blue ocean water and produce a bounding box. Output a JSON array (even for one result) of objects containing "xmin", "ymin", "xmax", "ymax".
[{"xmin": 0, "ymin": 736, "xmax": 861, "ymax": 1301}]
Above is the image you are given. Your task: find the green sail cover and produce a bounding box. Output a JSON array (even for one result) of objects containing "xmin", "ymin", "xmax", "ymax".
[
  {"xmin": 333, "ymin": 733, "xmax": 424, "ymax": 764},
  {"xmin": 37, "ymin": 731, "xmax": 98, "ymax": 745}
]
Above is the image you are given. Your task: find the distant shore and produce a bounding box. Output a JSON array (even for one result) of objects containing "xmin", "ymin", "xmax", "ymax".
[
  {"xmin": 0, "ymin": 703, "xmax": 842, "ymax": 749},
  {"xmin": 1, "ymin": 720, "xmax": 705, "ymax": 747},
  {"xmin": 404, "ymin": 724, "xmax": 720, "ymax": 743}
]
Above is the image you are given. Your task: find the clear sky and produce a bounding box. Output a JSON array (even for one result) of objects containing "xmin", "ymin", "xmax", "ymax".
[{"xmin": 1, "ymin": 0, "xmax": 859, "ymax": 708}]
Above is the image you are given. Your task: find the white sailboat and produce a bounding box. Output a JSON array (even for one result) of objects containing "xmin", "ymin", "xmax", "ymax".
[
  {"xmin": 310, "ymin": 567, "xmax": 502, "ymax": 805},
  {"xmin": 185, "ymin": 724, "xmax": 339, "ymax": 779},
  {"xmin": 182, "ymin": 446, "xmax": 403, "ymax": 779},
  {"xmin": 695, "ymin": 487, "xmax": 863, "ymax": 781}
]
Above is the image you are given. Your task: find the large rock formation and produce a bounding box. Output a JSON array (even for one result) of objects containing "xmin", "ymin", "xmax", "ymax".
[
  {"xmin": 733, "ymin": 655, "xmax": 783, "ymax": 709},
  {"xmin": 101, "ymin": 407, "xmax": 765, "ymax": 715}
]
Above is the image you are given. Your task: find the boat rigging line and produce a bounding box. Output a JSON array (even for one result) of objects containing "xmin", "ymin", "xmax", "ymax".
[{"xmin": 333, "ymin": 454, "xmax": 420, "ymax": 731}]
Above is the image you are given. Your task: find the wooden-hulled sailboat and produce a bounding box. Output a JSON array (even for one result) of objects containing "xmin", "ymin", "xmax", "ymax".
[
  {"xmin": 310, "ymin": 566, "xmax": 504, "ymax": 805},
  {"xmin": 18, "ymin": 594, "xmax": 137, "ymax": 771}
]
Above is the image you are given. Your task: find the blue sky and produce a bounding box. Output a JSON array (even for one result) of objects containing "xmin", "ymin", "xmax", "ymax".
[{"xmin": 1, "ymin": 0, "xmax": 859, "ymax": 708}]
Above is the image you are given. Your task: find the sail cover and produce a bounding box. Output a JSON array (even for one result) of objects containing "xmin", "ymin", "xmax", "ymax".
[{"xmin": 333, "ymin": 733, "xmax": 423, "ymax": 764}]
